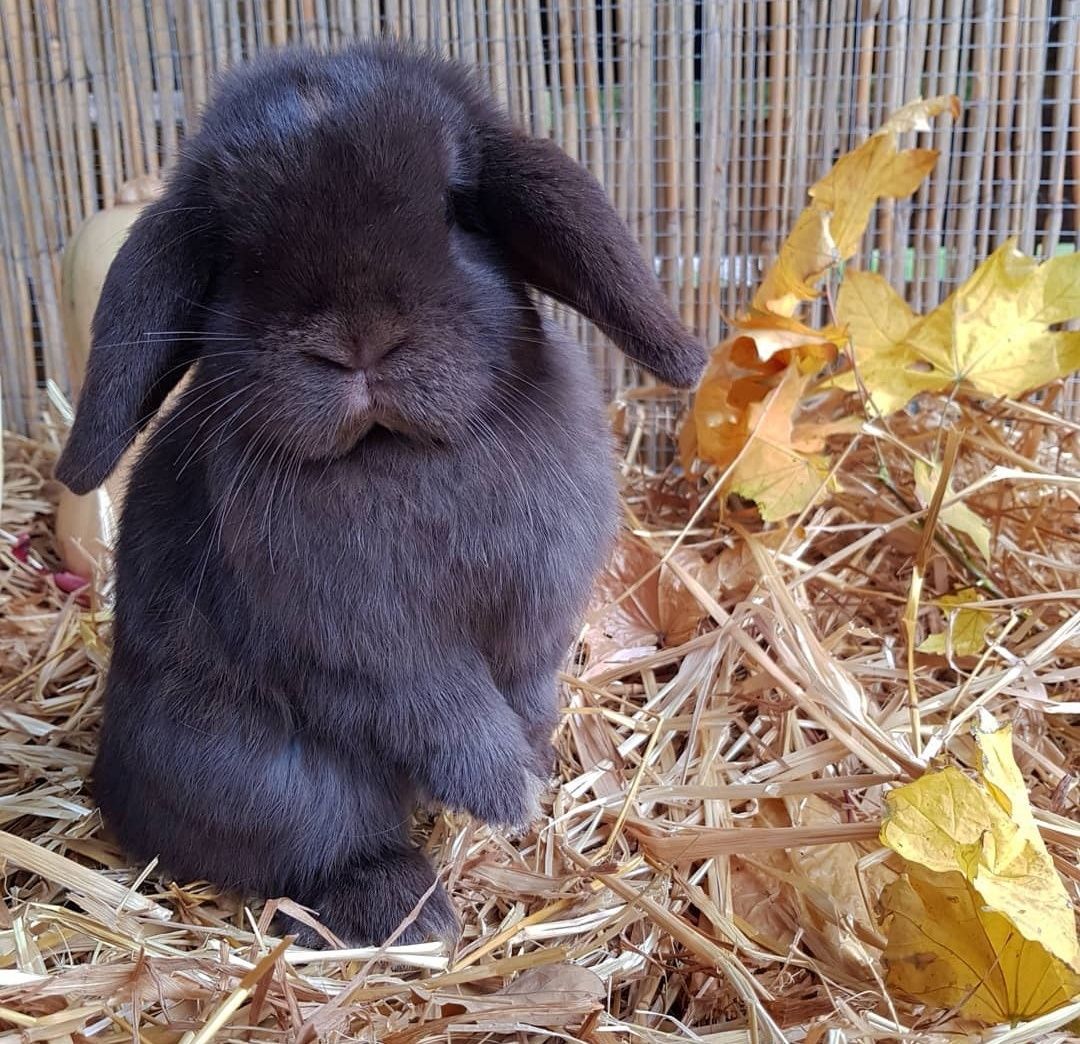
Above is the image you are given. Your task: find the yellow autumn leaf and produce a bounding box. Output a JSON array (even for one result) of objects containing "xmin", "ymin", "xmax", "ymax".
[
  {"xmin": 837, "ymin": 244, "xmax": 1080, "ymax": 415},
  {"xmin": 1038, "ymin": 248, "xmax": 1080, "ymax": 322},
  {"xmin": 811, "ymin": 137, "xmax": 940, "ymax": 261},
  {"xmin": 917, "ymin": 587, "xmax": 995, "ymax": 656},
  {"xmin": 879, "ymin": 719, "xmax": 1080, "ymax": 1022},
  {"xmin": 913, "ymin": 459, "xmax": 992, "ymax": 561},
  {"xmin": 832, "ymin": 270, "xmax": 949, "ymax": 413},
  {"xmin": 881, "ymin": 866, "xmax": 1080, "ymax": 1024},
  {"xmin": 751, "ymin": 98, "xmax": 956, "ymax": 317},
  {"xmin": 882, "ymin": 725, "xmax": 1080, "ymax": 969},
  {"xmin": 687, "ymin": 96, "xmax": 958, "ymax": 518},
  {"xmin": 911, "ymin": 241, "xmax": 1080, "ymax": 397},
  {"xmin": 728, "ymin": 365, "xmax": 832, "ymax": 522},
  {"xmin": 836, "ymin": 269, "xmax": 917, "ymax": 346},
  {"xmin": 969, "ymin": 720, "xmax": 1079, "ymax": 968}
]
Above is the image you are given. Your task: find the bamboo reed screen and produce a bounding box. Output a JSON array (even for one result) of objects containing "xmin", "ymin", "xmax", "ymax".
[{"xmin": 1, "ymin": 1, "xmax": 1078, "ymax": 436}]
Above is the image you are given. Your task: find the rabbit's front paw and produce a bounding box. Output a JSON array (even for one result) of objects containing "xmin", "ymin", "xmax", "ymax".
[
  {"xmin": 526, "ymin": 723, "xmax": 559, "ymax": 782},
  {"xmin": 430, "ymin": 748, "xmax": 545, "ymax": 830}
]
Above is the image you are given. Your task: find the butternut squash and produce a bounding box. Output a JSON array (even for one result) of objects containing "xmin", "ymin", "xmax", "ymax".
[{"xmin": 55, "ymin": 177, "xmax": 162, "ymax": 578}]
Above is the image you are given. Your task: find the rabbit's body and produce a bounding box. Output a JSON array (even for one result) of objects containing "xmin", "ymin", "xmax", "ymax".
[{"xmin": 59, "ymin": 42, "xmax": 703, "ymax": 945}]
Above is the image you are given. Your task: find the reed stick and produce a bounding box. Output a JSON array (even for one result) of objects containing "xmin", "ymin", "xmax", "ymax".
[
  {"xmin": 678, "ymin": 0, "xmax": 694, "ymax": 328},
  {"xmin": 556, "ymin": 0, "xmax": 577, "ymax": 161},
  {"xmin": 1018, "ymin": 0, "xmax": 1049, "ymax": 256},
  {"xmin": 657, "ymin": 0, "xmax": 677, "ymax": 294},
  {"xmin": 580, "ymin": 0, "xmax": 602, "ymax": 181},
  {"xmin": 150, "ymin": 0, "xmax": 179, "ymax": 165},
  {"xmin": 952, "ymin": 3, "xmax": 989, "ymax": 280},
  {"xmin": 762, "ymin": 0, "xmax": 786, "ymax": 259},
  {"xmin": 1040, "ymin": 4, "xmax": 1077, "ymax": 257},
  {"xmin": 14, "ymin": 1, "xmax": 65, "ymax": 390}
]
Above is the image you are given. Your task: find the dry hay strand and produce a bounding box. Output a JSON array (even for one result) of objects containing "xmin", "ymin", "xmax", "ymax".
[{"xmin": 0, "ymin": 389, "xmax": 1078, "ymax": 1043}]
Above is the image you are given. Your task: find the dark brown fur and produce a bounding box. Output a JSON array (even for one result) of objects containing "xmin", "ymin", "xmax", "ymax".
[{"xmin": 56, "ymin": 41, "xmax": 704, "ymax": 945}]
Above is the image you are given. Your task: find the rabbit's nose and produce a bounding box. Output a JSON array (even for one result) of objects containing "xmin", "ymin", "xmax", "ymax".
[{"xmin": 348, "ymin": 326, "xmax": 408, "ymax": 369}]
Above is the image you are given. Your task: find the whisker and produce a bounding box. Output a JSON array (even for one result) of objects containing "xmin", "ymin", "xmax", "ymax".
[
  {"xmin": 175, "ymin": 382, "xmax": 260, "ymax": 475},
  {"xmin": 174, "ymin": 294, "xmax": 261, "ymax": 330}
]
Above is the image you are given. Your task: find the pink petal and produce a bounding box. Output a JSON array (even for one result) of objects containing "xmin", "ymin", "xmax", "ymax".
[{"xmin": 53, "ymin": 571, "xmax": 90, "ymax": 593}]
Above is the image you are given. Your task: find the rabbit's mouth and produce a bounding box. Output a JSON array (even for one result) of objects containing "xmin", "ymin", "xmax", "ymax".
[{"xmin": 327, "ymin": 408, "xmax": 418, "ymax": 458}]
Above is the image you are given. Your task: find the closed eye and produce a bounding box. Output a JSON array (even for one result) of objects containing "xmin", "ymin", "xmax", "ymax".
[
  {"xmin": 381, "ymin": 334, "xmax": 409, "ymax": 362},
  {"xmin": 302, "ymin": 349, "xmax": 352, "ymax": 372}
]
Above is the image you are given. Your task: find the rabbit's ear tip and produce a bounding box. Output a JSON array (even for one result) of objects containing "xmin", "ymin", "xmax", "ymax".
[
  {"xmin": 643, "ymin": 334, "xmax": 708, "ymax": 389},
  {"xmin": 53, "ymin": 452, "xmax": 100, "ymax": 496},
  {"xmin": 54, "ymin": 426, "xmax": 123, "ymax": 495}
]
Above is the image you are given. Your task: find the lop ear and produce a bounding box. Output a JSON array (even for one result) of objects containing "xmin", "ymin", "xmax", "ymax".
[
  {"xmin": 477, "ymin": 129, "xmax": 706, "ymax": 388},
  {"xmin": 55, "ymin": 172, "xmax": 215, "ymax": 495}
]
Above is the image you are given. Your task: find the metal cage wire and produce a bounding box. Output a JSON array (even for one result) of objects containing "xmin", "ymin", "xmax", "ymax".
[{"xmin": 1, "ymin": 0, "xmax": 1078, "ymax": 438}]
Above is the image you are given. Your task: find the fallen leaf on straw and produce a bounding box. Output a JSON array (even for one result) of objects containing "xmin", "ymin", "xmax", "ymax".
[
  {"xmin": 583, "ymin": 535, "xmax": 716, "ymax": 669},
  {"xmin": 880, "ymin": 868, "xmax": 1080, "ymax": 1025},
  {"xmin": 917, "ymin": 588, "xmax": 996, "ymax": 657},
  {"xmin": 499, "ymin": 961, "xmax": 605, "ymax": 1012},
  {"xmin": 751, "ymin": 796, "xmax": 890, "ymax": 973},
  {"xmin": 657, "ymin": 548, "xmax": 720, "ymax": 646},
  {"xmin": 582, "ymin": 535, "xmax": 662, "ymax": 667},
  {"xmin": 879, "ymin": 717, "xmax": 1080, "ymax": 1022}
]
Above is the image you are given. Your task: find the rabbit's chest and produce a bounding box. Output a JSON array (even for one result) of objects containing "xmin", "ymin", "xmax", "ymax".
[
  {"xmin": 215, "ymin": 423, "xmax": 614, "ymax": 673},
  {"xmin": 275, "ymin": 456, "xmax": 600, "ymax": 626},
  {"xmin": 256, "ymin": 457, "xmax": 557, "ymax": 584}
]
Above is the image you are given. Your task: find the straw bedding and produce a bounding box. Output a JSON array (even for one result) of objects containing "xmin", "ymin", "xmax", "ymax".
[{"xmin": 0, "ymin": 391, "xmax": 1077, "ymax": 1043}]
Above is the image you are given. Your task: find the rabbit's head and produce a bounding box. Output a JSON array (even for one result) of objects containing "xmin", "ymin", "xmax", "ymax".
[{"xmin": 56, "ymin": 43, "xmax": 705, "ymax": 494}]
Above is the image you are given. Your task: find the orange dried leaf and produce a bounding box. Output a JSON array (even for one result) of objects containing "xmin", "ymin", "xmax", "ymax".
[
  {"xmin": 584, "ymin": 539, "xmax": 715, "ymax": 665},
  {"xmin": 736, "ymin": 309, "xmax": 847, "ymax": 365},
  {"xmin": 583, "ymin": 536, "xmax": 662, "ymax": 668},
  {"xmin": 689, "ymin": 336, "xmax": 781, "ymax": 469},
  {"xmin": 728, "ymin": 365, "xmax": 832, "ymax": 522},
  {"xmin": 657, "ymin": 548, "xmax": 718, "ymax": 645}
]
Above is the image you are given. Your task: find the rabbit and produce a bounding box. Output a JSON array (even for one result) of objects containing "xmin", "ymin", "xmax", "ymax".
[{"xmin": 55, "ymin": 41, "xmax": 705, "ymax": 947}]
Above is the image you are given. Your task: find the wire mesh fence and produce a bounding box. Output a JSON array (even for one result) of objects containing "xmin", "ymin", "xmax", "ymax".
[{"xmin": 1, "ymin": 0, "xmax": 1078, "ymax": 437}]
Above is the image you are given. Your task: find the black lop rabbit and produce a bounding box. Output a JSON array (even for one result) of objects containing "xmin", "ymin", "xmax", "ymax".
[{"xmin": 56, "ymin": 42, "xmax": 705, "ymax": 945}]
